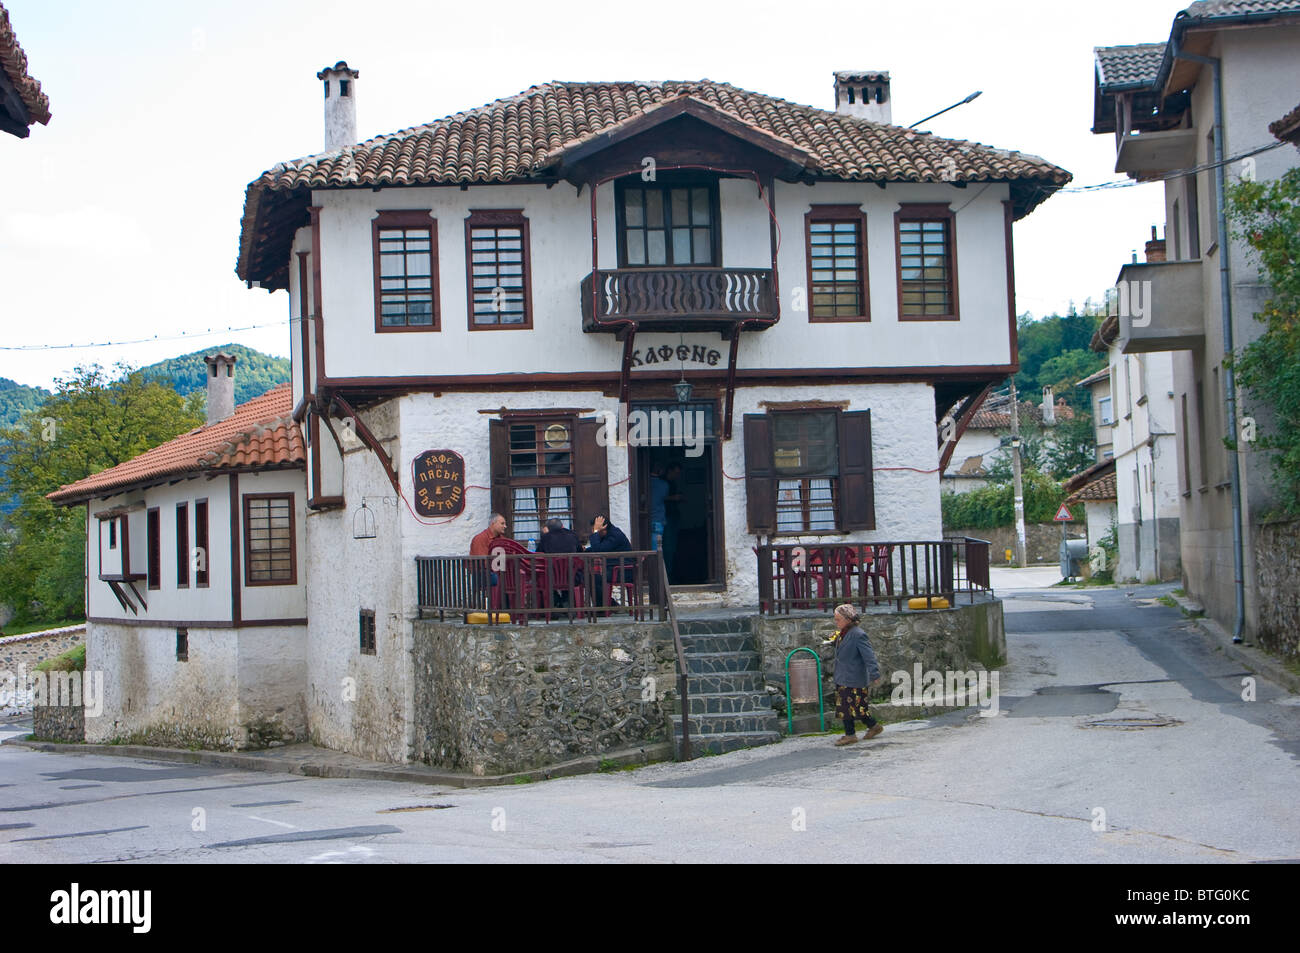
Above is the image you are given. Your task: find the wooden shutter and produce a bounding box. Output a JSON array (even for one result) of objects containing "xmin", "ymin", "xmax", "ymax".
[
  {"xmin": 489, "ymin": 418, "xmax": 511, "ymax": 523},
  {"xmin": 743, "ymin": 414, "xmax": 777, "ymax": 535},
  {"xmin": 146, "ymin": 507, "xmax": 161, "ymax": 589},
  {"xmin": 572, "ymin": 417, "xmax": 609, "ymax": 536},
  {"xmin": 836, "ymin": 410, "xmax": 875, "ymax": 531}
]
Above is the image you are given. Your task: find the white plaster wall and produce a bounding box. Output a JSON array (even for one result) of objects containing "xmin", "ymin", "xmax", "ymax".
[
  {"xmin": 308, "ymin": 178, "xmax": 1014, "ymax": 380},
  {"xmin": 304, "ymin": 399, "xmax": 411, "ymax": 762},
  {"xmin": 943, "ymin": 428, "xmax": 1003, "ymax": 487},
  {"xmin": 1085, "ymin": 500, "xmax": 1117, "ymax": 572}
]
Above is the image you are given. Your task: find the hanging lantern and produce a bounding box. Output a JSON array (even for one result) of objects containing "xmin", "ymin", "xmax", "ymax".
[
  {"xmin": 353, "ymin": 500, "xmax": 377, "ymax": 539},
  {"xmin": 674, "ymin": 375, "xmax": 693, "ymax": 403}
]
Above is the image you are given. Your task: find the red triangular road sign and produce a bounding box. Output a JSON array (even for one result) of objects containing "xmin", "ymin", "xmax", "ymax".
[{"xmin": 1054, "ymin": 504, "xmax": 1073, "ymax": 522}]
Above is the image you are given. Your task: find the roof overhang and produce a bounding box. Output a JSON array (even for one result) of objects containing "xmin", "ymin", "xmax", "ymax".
[{"xmin": 1115, "ymin": 126, "xmax": 1197, "ymax": 178}]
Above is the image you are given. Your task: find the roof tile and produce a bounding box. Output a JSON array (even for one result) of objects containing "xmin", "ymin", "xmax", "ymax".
[{"xmin": 0, "ymin": 2, "xmax": 50, "ymax": 130}]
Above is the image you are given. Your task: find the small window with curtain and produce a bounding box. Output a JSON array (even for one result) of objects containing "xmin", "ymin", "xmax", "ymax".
[
  {"xmin": 465, "ymin": 210, "xmax": 532, "ymax": 329},
  {"xmin": 244, "ymin": 494, "xmax": 296, "ymax": 586},
  {"xmin": 372, "ymin": 209, "xmax": 438, "ymax": 331},
  {"xmin": 897, "ymin": 204, "xmax": 958, "ymax": 320},
  {"xmin": 772, "ymin": 412, "xmax": 840, "ymax": 533},
  {"xmin": 806, "ymin": 205, "xmax": 869, "ymax": 321},
  {"xmin": 505, "ymin": 419, "xmax": 574, "ymax": 541}
]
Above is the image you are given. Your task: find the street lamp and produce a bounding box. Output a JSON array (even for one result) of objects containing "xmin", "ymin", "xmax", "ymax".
[{"xmin": 908, "ymin": 91, "xmax": 982, "ymax": 129}]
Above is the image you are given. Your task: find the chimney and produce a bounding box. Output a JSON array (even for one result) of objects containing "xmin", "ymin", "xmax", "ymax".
[
  {"xmin": 204, "ymin": 353, "xmax": 237, "ymax": 426},
  {"xmin": 317, "ymin": 61, "xmax": 359, "ymax": 152},
  {"xmin": 1041, "ymin": 386, "xmax": 1056, "ymax": 426},
  {"xmin": 834, "ymin": 71, "xmax": 891, "ymax": 124},
  {"xmin": 1144, "ymin": 224, "xmax": 1167, "ymax": 263}
]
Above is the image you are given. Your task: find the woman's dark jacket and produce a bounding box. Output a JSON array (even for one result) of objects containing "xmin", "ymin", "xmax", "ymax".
[{"xmin": 834, "ymin": 625, "xmax": 881, "ymax": 688}]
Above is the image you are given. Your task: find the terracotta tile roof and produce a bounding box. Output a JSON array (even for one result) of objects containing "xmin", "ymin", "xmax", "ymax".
[
  {"xmin": 47, "ymin": 385, "xmax": 303, "ymax": 505},
  {"xmin": 0, "ymin": 2, "xmax": 50, "ymax": 136},
  {"xmin": 1066, "ymin": 469, "xmax": 1118, "ymax": 505},
  {"xmin": 970, "ymin": 399, "xmax": 1076, "ymax": 430},
  {"xmin": 1076, "ymin": 366, "xmax": 1110, "ymax": 388},
  {"xmin": 237, "ymin": 79, "xmax": 1071, "ymax": 289},
  {"xmin": 1063, "ymin": 457, "xmax": 1116, "ymax": 496},
  {"xmin": 1094, "ymin": 44, "xmax": 1167, "ymax": 89},
  {"xmin": 1182, "ymin": 0, "xmax": 1300, "ymax": 17},
  {"xmin": 1272, "ymin": 103, "xmax": 1300, "ymax": 144}
]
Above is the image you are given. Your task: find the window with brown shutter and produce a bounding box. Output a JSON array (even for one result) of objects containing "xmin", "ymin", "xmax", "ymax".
[
  {"xmin": 896, "ymin": 203, "xmax": 958, "ymax": 321},
  {"xmin": 176, "ymin": 502, "xmax": 189, "ymax": 588},
  {"xmin": 146, "ymin": 507, "xmax": 160, "ymax": 590},
  {"xmin": 744, "ymin": 409, "xmax": 875, "ymax": 534},
  {"xmin": 243, "ymin": 494, "xmax": 296, "ymax": 586},
  {"xmin": 489, "ymin": 415, "xmax": 608, "ymax": 541}
]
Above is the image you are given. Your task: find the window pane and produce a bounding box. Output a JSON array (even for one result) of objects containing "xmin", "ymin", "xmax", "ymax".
[
  {"xmin": 627, "ymin": 231, "xmax": 645, "ymax": 265},
  {"xmin": 646, "ymin": 230, "xmax": 666, "ymax": 264},
  {"xmin": 673, "ymin": 228, "xmax": 691, "ymax": 263},
  {"xmin": 624, "ymin": 190, "xmax": 644, "ymax": 227},
  {"xmin": 691, "ymin": 188, "xmax": 709, "ymax": 224},
  {"xmin": 671, "ymin": 189, "xmax": 689, "ymax": 228},
  {"xmin": 692, "ymin": 228, "xmax": 711, "ymax": 263},
  {"xmin": 645, "ymin": 190, "xmax": 663, "ymax": 227}
]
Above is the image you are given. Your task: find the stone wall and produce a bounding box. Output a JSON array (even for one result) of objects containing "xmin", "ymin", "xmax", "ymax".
[
  {"xmin": 32, "ymin": 703, "xmax": 84, "ymax": 743},
  {"xmin": 946, "ymin": 524, "xmax": 1077, "ymax": 566},
  {"xmin": 753, "ymin": 598, "xmax": 1006, "ymax": 713},
  {"xmin": 0, "ymin": 625, "xmax": 85, "ymax": 672},
  {"xmin": 1254, "ymin": 519, "xmax": 1300, "ymax": 661},
  {"xmin": 413, "ymin": 619, "xmax": 678, "ymax": 776}
]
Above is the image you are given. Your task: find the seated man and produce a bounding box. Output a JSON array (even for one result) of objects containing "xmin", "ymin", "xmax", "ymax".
[
  {"xmin": 538, "ymin": 517, "xmax": 582, "ymax": 606},
  {"xmin": 469, "ymin": 512, "xmax": 507, "ymax": 603},
  {"xmin": 586, "ymin": 514, "xmax": 632, "ymax": 607}
]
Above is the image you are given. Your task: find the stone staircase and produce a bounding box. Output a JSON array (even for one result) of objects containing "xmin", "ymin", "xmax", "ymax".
[{"xmin": 669, "ymin": 616, "xmax": 782, "ymax": 755}]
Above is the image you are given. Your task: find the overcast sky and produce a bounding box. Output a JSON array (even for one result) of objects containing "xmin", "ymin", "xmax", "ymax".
[{"xmin": 0, "ymin": 0, "xmax": 1180, "ymax": 390}]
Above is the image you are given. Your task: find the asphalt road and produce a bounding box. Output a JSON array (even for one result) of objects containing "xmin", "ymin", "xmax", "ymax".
[{"xmin": 2, "ymin": 584, "xmax": 1297, "ymax": 864}]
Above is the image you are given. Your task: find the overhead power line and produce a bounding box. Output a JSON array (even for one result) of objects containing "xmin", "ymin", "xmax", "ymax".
[{"xmin": 0, "ymin": 319, "xmax": 293, "ymax": 352}]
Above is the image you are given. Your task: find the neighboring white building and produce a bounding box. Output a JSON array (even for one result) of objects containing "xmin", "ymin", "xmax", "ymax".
[
  {"xmin": 1093, "ymin": 0, "xmax": 1300, "ymax": 622},
  {"xmin": 54, "ymin": 68, "xmax": 1069, "ymax": 760},
  {"xmin": 1064, "ymin": 458, "xmax": 1119, "ymax": 575},
  {"xmin": 1077, "ymin": 366, "xmax": 1114, "ymax": 461},
  {"xmin": 48, "ymin": 358, "xmax": 308, "ymax": 748},
  {"xmin": 941, "ymin": 395, "xmax": 1075, "ymax": 493}
]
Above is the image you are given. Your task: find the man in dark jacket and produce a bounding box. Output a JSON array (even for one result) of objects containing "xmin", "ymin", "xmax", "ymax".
[
  {"xmin": 587, "ymin": 514, "xmax": 632, "ymax": 606},
  {"xmin": 539, "ymin": 518, "xmax": 582, "ymax": 607}
]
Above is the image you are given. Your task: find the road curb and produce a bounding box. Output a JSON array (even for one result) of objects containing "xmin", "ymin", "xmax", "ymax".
[
  {"xmin": 0, "ymin": 736, "xmax": 678, "ymax": 788},
  {"xmin": 1172, "ymin": 594, "xmax": 1300, "ymax": 695}
]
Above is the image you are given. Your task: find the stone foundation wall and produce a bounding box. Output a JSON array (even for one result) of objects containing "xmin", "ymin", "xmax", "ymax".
[
  {"xmin": 1254, "ymin": 519, "xmax": 1300, "ymax": 661},
  {"xmin": 32, "ymin": 703, "xmax": 84, "ymax": 743},
  {"xmin": 0, "ymin": 625, "xmax": 85, "ymax": 672},
  {"xmin": 754, "ymin": 598, "xmax": 1006, "ymax": 712},
  {"xmin": 413, "ymin": 620, "xmax": 678, "ymax": 775},
  {"xmin": 946, "ymin": 524, "xmax": 1076, "ymax": 565}
]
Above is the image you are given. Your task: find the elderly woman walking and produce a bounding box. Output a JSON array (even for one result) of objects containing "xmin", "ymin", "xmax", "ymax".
[{"xmin": 829, "ymin": 603, "xmax": 883, "ymax": 747}]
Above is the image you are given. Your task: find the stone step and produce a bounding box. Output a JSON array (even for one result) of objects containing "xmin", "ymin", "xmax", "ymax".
[
  {"xmin": 679, "ymin": 633, "xmax": 758, "ymax": 654},
  {"xmin": 673, "ymin": 730, "xmax": 783, "ymax": 755},
  {"xmin": 684, "ymin": 651, "xmax": 763, "ymax": 675},
  {"xmin": 685, "ymin": 672, "xmax": 768, "ymax": 694},
  {"xmin": 671, "ymin": 711, "xmax": 780, "ymax": 735},
  {"xmin": 674, "ymin": 616, "xmax": 753, "ymax": 637},
  {"xmin": 686, "ymin": 691, "xmax": 773, "ymax": 715}
]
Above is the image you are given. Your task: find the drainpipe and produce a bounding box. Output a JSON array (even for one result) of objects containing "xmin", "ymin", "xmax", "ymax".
[{"xmin": 1172, "ymin": 41, "xmax": 1246, "ymax": 642}]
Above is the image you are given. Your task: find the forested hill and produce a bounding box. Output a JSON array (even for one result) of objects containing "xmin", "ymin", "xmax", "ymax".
[
  {"xmin": 139, "ymin": 344, "xmax": 291, "ymax": 406},
  {"xmin": 0, "ymin": 378, "xmax": 52, "ymax": 429}
]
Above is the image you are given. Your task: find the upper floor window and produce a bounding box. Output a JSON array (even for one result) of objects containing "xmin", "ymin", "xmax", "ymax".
[
  {"xmin": 244, "ymin": 494, "xmax": 296, "ymax": 586},
  {"xmin": 896, "ymin": 203, "xmax": 958, "ymax": 321},
  {"xmin": 176, "ymin": 502, "xmax": 190, "ymax": 588},
  {"xmin": 1098, "ymin": 396, "xmax": 1114, "ymax": 426},
  {"xmin": 146, "ymin": 507, "xmax": 160, "ymax": 590},
  {"xmin": 466, "ymin": 209, "xmax": 532, "ymax": 330},
  {"xmin": 616, "ymin": 178, "xmax": 718, "ymax": 267},
  {"xmin": 372, "ymin": 209, "xmax": 438, "ymax": 332},
  {"xmin": 806, "ymin": 205, "xmax": 869, "ymax": 322}
]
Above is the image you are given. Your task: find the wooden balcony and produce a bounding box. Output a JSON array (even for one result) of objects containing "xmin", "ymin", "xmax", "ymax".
[{"xmin": 581, "ymin": 268, "xmax": 777, "ymax": 334}]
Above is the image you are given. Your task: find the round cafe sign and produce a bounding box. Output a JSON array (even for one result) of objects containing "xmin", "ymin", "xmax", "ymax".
[{"xmin": 413, "ymin": 450, "xmax": 466, "ymax": 517}]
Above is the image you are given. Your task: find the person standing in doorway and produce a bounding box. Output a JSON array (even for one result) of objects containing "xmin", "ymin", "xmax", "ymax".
[
  {"xmin": 829, "ymin": 603, "xmax": 883, "ymax": 746},
  {"xmin": 648, "ymin": 464, "xmax": 669, "ymax": 561}
]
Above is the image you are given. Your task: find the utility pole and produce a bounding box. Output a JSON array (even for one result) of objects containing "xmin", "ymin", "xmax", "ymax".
[{"xmin": 1010, "ymin": 378, "xmax": 1027, "ymax": 568}]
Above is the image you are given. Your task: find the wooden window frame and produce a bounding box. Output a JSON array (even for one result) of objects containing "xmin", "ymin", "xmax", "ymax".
[
  {"xmin": 614, "ymin": 175, "xmax": 722, "ymax": 269},
  {"xmin": 176, "ymin": 627, "xmax": 189, "ymax": 662},
  {"xmin": 108, "ymin": 518, "xmax": 117, "ymax": 549},
  {"xmin": 465, "ymin": 209, "xmax": 533, "ymax": 331},
  {"xmin": 146, "ymin": 507, "xmax": 160, "ymax": 590},
  {"xmin": 242, "ymin": 493, "xmax": 297, "ymax": 587},
  {"xmin": 359, "ymin": 609, "xmax": 377, "ymax": 656},
  {"xmin": 372, "ymin": 209, "xmax": 439, "ymax": 333},
  {"xmin": 805, "ymin": 205, "xmax": 869, "ymax": 322},
  {"xmin": 895, "ymin": 203, "xmax": 959, "ymax": 322},
  {"xmin": 175, "ymin": 502, "xmax": 190, "ymax": 589},
  {"xmin": 503, "ymin": 415, "xmax": 577, "ymax": 537},
  {"xmin": 769, "ymin": 410, "xmax": 842, "ymax": 537},
  {"xmin": 194, "ymin": 498, "xmax": 209, "ymax": 588}
]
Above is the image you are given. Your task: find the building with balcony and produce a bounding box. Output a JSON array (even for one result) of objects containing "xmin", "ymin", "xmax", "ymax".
[{"xmin": 1093, "ymin": 0, "xmax": 1300, "ymax": 630}]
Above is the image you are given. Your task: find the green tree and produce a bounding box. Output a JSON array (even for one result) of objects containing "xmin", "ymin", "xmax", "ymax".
[
  {"xmin": 1045, "ymin": 411, "xmax": 1098, "ymax": 478},
  {"xmin": 0, "ymin": 364, "xmax": 204, "ymax": 626},
  {"xmin": 1038, "ymin": 349, "xmax": 1105, "ymax": 413},
  {"xmin": 1227, "ymin": 167, "xmax": 1300, "ymax": 514}
]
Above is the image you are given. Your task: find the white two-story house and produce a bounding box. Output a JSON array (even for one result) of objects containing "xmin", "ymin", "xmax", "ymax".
[{"xmin": 227, "ymin": 65, "xmax": 1068, "ymax": 761}]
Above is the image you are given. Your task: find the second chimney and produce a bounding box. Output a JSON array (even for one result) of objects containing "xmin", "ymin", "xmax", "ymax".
[
  {"xmin": 204, "ymin": 353, "xmax": 237, "ymax": 426},
  {"xmin": 318, "ymin": 60, "xmax": 359, "ymax": 152},
  {"xmin": 834, "ymin": 70, "xmax": 891, "ymax": 124}
]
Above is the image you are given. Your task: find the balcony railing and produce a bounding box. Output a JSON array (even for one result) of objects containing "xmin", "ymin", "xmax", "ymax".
[
  {"xmin": 416, "ymin": 551, "xmax": 667, "ymax": 624},
  {"xmin": 756, "ymin": 538, "xmax": 993, "ymax": 615},
  {"xmin": 581, "ymin": 268, "xmax": 776, "ymax": 332}
]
